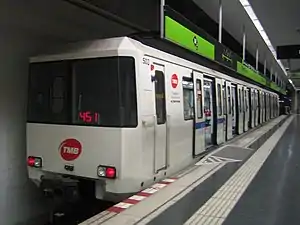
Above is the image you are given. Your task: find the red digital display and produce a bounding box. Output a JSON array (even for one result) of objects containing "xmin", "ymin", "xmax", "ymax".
[{"xmin": 78, "ymin": 111, "xmax": 100, "ymax": 124}]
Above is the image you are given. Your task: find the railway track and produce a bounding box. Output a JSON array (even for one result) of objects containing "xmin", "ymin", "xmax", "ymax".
[{"xmin": 46, "ymin": 199, "xmax": 113, "ymax": 225}]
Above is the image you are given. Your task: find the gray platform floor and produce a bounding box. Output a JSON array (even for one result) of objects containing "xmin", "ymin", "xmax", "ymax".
[
  {"xmin": 223, "ymin": 115, "xmax": 300, "ymax": 225},
  {"xmin": 145, "ymin": 116, "xmax": 297, "ymax": 225}
]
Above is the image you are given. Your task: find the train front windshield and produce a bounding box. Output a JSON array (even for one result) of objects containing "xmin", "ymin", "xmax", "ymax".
[{"xmin": 27, "ymin": 56, "xmax": 137, "ymax": 127}]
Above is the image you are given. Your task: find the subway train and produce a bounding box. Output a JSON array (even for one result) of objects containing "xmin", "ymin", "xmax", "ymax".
[{"xmin": 26, "ymin": 36, "xmax": 279, "ymax": 202}]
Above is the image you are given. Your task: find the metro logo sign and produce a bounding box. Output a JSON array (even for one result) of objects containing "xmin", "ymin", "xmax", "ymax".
[
  {"xmin": 59, "ymin": 138, "xmax": 82, "ymax": 161},
  {"xmin": 171, "ymin": 74, "xmax": 178, "ymax": 88}
]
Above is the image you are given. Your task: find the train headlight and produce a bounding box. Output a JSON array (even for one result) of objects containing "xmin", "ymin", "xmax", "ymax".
[
  {"xmin": 27, "ymin": 156, "xmax": 43, "ymax": 168},
  {"xmin": 97, "ymin": 165, "xmax": 116, "ymax": 179}
]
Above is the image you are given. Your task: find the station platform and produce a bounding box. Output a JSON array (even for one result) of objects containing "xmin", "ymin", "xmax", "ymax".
[{"xmin": 80, "ymin": 114, "xmax": 296, "ymax": 225}]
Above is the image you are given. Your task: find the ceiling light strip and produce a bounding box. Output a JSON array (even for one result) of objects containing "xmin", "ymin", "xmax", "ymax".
[{"xmin": 239, "ymin": 0, "xmax": 287, "ymax": 77}]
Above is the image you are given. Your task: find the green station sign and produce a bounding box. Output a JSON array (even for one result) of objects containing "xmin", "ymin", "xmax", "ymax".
[
  {"xmin": 165, "ymin": 16, "xmax": 215, "ymax": 60},
  {"xmin": 164, "ymin": 10, "xmax": 286, "ymax": 95},
  {"xmin": 237, "ymin": 62, "xmax": 266, "ymax": 86}
]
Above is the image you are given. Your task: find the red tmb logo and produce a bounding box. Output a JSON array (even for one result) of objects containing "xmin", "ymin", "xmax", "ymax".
[
  {"xmin": 59, "ymin": 138, "xmax": 82, "ymax": 161},
  {"xmin": 171, "ymin": 74, "xmax": 178, "ymax": 88}
]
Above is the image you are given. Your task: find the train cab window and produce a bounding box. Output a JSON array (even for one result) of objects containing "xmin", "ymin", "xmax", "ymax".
[
  {"xmin": 28, "ymin": 61, "xmax": 70, "ymax": 124},
  {"xmin": 75, "ymin": 57, "xmax": 137, "ymax": 127},
  {"xmin": 182, "ymin": 77, "xmax": 194, "ymax": 120},
  {"xmin": 196, "ymin": 79, "xmax": 203, "ymax": 119},
  {"xmin": 227, "ymin": 86, "xmax": 231, "ymax": 114},
  {"xmin": 155, "ymin": 71, "xmax": 167, "ymax": 124},
  {"xmin": 28, "ymin": 56, "xmax": 138, "ymax": 127},
  {"xmin": 217, "ymin": 84, "xmax": 222, "ymax": 116}
]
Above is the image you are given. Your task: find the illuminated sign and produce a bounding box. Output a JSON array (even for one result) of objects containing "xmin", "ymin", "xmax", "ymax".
[{"xmin": 78, "ymin": 111, "xmax": 100, "ymax": 124}]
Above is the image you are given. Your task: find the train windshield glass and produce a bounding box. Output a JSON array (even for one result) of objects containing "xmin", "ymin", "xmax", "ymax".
[{"xmin": 27, "ymin": 57, "xmax": 137, "ymax": 127}]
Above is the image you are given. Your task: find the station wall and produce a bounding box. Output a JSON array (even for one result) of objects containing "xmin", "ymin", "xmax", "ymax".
[
  {"xmin": 0, "ymin": 1, "xmax": 134, "ymax": 224},
  {"xmin": 0, "ymin": 29, "xmax": 57, "ymax": 225}
]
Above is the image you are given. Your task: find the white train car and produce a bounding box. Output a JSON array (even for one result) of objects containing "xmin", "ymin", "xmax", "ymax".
[{"xmin": 26, "ymin": 36, "xmax": 279, "ymax": 201}]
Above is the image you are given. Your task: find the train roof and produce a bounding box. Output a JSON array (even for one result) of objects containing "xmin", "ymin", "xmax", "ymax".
[
  {"xmin": 29, "ymin": 36, "xmax": 141, "ymax": 63},
  {"xmin": 28, "ymin": 36, "xmax": 279, "ymax": 95}
]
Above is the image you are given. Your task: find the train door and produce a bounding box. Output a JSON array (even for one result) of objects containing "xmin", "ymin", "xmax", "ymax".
[
  {"xmin": 244, "ymin": 88, "xmax": 249, "ymax": 132},
  {"xmin": 226, "ymin": 82, "xmax": 233, "ymax": 140},
  {"xmin": 274, "ymin": 96, "xmax": 276, "ymax": 117},
  {"xmin": 276, "ymin": 96, "xmax": 279, "ymax": 116},
  {"xmin": 258, "ymin": 91, "xmax": 261, "ymax": 124},
  {"xmin": 270, "ymin": 95, "xmax": 272, "ymax": 119},
  {"xmin": 250, "ymin": 89, "xmax": 255, "ymax": 128},
  {"xmin": 248, "ymin": 88, "xmax": 252, "ymax": 129},
  {"xmin": 203, "ymin": 78, "xmax": 214, "ymax": 148},
  {"xmin": 231, "ymin": 85, "xmax": 237, "ymax": 136},
  {"xmin": 271, "ymin": 95, "xmax": 273, "ymax": 118},
  {"xmin": 255, "ymin": 90, "xmax": 259, "ymax": 126},
  {"xmin": 153, "ymin": 64, "xmax": 167, "ymax": 172},
  {"xmin": 272, "ymin": 95, "xmax": 275, "ymax": 118},
  {"xmin": 261, "ymin": 92, "xmax": 265, "ymax": 123},
  {"xmin": 259, "ymin": 91, "xmax": 264, "ymax": 124},
  {"xmin": 265, "ymin": 93, "xmax": 268, "ymax": 120},
  {"xmin": 237, "ymin": 85, "xmax": 244, "ymax": 134},
  {"xmin": 193, "ymin": 71, "xmax": 205, "ymax": 156},
  {"xmin": 216, "ymin": 79, "xmax": 224, "ymax": 144},
  {"xmin": 270, "ymin": 95, "xmax": 273, "ymax": 118},
  {"xmin": 253, "ymin": 90, "xmax": 256, "ymax": 127},
  {"xmin": 266, "ymin": 93, "xmax": 269, "ymax": 121},
  {"xmin": 222, "ymin": 82, "xmax": 227, "ymax": 140}
]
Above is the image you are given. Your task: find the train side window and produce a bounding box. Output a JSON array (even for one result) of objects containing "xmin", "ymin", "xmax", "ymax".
[
  {"xmin": 196, "ymin": 79, "xmax": 203, "ymax": 119},
  {"xmin": 155, "ymin": 71, "xmax": 166, "ymax": 124},
  {"xmin": 217, "ymin": 84, "xmax": 222, "ymax": 116},
  {"xmin": 182, "ymin": 77, "xmax": 194, "ymax": 120},
  {"xmin": 227, "ymin": 86, "xmax": 231, "ymax": 114}
]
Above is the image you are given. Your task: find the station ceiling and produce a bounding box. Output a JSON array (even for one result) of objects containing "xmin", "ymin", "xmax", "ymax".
[
  {"xmin": 193, "ymin": 0, "xmax": 292, "ymax": 90},
  {"xmin": 0, "ymin": 0, "xmax": 135, "ymax": 53},
  {"xmin": 249, "ymin": 0, "xmax": 300, "ymax": 89},
  {"xmin": 2, "ymin": 0, "xmax": 296, "ymax": 91}
]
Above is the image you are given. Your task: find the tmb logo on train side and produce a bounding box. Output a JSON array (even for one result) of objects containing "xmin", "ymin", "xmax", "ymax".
[
  {"xmin": 171, "ymin": 74, "xmax": 179, "ymax": 88},
  {"xmin": 59, "ymin": 138, "xmax": 82, "ymax": 161}
]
